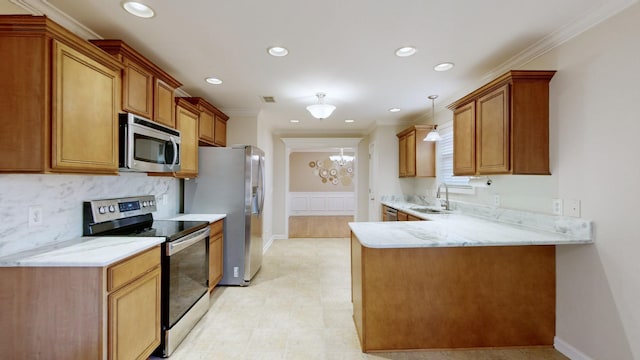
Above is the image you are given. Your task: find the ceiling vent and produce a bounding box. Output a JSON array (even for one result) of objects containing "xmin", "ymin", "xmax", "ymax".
[{"xmin": 261, "ymin": 96, "xmax": 276, "ymax": 103}]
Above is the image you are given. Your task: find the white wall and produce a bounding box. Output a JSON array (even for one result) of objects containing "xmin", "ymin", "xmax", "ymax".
[
  {"xmin": 525, "ymin": 4, "xmax": 639, "ymax": 358},
  {"xmin": 226, "ymin": 115, "xmax": 259, "ymax": 147},
  {"xmin": 399, "ymin": 4, "xmax": 639, "ymax": 358}
]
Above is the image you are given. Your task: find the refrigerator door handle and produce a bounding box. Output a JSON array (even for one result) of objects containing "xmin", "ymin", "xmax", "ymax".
[{"xmin": 259, "ymin": 155, "xmax": 265, "ymax": 214}]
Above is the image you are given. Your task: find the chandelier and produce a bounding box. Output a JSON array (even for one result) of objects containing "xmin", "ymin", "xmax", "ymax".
[
  {"xmin": 306, "ymin": 93, "xmax": 336, "ymax": 119},
  {"xmin": 330, "ymin": 148, "xmax": 354, "ymax": 166}
]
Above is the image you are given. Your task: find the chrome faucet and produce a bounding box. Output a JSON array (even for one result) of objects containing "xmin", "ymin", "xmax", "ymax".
[{"xmin": 436, "ymin": 183, "xmax": 449, "ymax": 210}]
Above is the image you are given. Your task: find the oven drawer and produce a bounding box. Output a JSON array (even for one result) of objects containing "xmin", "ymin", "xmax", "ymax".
[{"xmin": 108, "ymin": 246, "xmax": 161, "ymax": 292}]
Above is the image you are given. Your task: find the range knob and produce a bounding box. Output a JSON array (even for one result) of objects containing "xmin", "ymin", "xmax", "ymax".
[
  {"xmin": 142, "ymin": 201, "xmax": 148, "ymax": 207},
  {"xmin": 108, "ymin": 205, "xmax": 116, "ymax": 213},
  {"xmin": 98, "ymin": 206, "xmax": 106, "ymax": 214},
  {"xmin": 149, "ymin": 200, "xmax": 155, "ymax": 206}
]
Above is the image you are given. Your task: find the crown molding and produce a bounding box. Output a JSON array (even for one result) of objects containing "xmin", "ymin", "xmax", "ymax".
[
  {"xmin": 10, "ymin": 0, "xmax": 101, "ymax": 39},
  {"xmin": 440, "ymin": 0, "xmax": 638, "ymax": 110}
]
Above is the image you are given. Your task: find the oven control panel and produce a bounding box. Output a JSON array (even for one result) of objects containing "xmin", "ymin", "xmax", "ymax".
[{"xmin": 84, "ymin": 195, "xmax": 157, "ymax": 224}]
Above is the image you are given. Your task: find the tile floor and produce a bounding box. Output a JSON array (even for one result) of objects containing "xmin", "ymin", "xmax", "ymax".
[{"xmin": 161, "ymin": 238, "xmax": 569, "ymax": 360}]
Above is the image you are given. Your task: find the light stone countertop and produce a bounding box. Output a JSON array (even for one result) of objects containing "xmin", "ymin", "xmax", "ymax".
[
  {"xmin": 0, "ymin": 236, "xmax": 164, "ymax": 267},
  {"xmin": 164, "ymin": 213, "xmax": 226, "ymax": 223},
  {"xmin": 350, "ymin": 200, "xmax": 593, "ymax": 249}
]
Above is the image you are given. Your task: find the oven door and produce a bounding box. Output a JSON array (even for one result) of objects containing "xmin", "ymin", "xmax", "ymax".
[{"xmin": 165, "ymin": 227, "xmax": 210, "ymax": 328}]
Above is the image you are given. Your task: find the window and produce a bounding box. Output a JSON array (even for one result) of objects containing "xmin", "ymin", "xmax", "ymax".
[{"xmin": 436, "ymin": 122, "xmax": 471, "ymax": 188}]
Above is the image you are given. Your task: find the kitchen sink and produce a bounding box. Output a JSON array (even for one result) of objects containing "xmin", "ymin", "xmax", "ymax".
[{"xmin": 410, "ymin": 207, "xmax": 447, "ymax": 214}]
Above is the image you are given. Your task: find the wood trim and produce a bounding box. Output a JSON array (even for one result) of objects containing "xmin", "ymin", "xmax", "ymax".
[
  {"xmin": 89, "ymin": 39, "xmax": 181, "ymax": 88},
  {"xmin": 447, "ymin": 70, "xmax": 556, "ymax": 110}
]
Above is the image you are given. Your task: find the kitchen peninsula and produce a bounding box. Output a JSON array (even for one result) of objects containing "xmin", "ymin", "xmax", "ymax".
[{"xmin": 349, "ymin": 202, "xmax": 592, "ymax": 352}]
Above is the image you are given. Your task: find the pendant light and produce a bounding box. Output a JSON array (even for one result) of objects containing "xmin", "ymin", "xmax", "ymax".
[
  {"xmin": 423, "ymin": 95, "xmax": 442, "ymax": 142},
  {"xmin": 306, "ymin": 93, "xmax": 336, "ymax": 120}
]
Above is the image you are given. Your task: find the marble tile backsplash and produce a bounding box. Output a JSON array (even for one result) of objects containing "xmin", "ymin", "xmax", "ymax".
[{"xmin": 0, "ymin": 172, "xmax": 179, "ymax": 257}]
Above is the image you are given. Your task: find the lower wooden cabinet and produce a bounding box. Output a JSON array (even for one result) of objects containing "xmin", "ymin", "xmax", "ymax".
[
  {"xmin": 107, "ymin": 247, "xmax": 161, "ymax": 360},
  {"xmin": 0, "ymin": 246, "xmax": 161, "ymax": 360},
  {"xmin": 209, "ymin": 219, "xmax": 224, "ymax": 292}
]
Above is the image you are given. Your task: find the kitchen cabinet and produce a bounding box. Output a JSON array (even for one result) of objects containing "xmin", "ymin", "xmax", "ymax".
[
  {"xmin": 398, "ymin": 211, "xmax": 409, "ymax": 221},
  {"xmin": 181, "ymin": 97, "xmax": 229, "ymax": 147},
  {"xmin": 0, "ymin": 15, "xmax": 123, "ymax": 174},
  {"xmin": 0, "ymin": 246, "xmax": 161, "ymax": 360},
  {"xmin": 381, "ymin": 205, "xmax": 397, "ymax": 221},
  {"xmin": 396, "ymin": 125, "xmax": 436, "ymax": 178},
  {"xmin": 208, "ymin": 219, "xmax": 224, "ymax": 292},
  {"xmin": 90, "ymin": 39, "xmax": 182, "ymax": 128},
  {"xmin": 350, "ymin": 234, "xmax": 555, "ymax": 352},
  {"xmin": 175, "ymin": 98, "xmax": 200, "ymax": 178},
  {"xmin": 448, "ymin": 70, "xmax": 556, "ymax": 175},
  {"xmin": 107, "ymin": 247, "xmax": 162, "ymax": 360}
]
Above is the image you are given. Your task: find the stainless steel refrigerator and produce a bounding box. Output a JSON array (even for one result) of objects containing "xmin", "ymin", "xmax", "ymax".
[{"xmin": 184, "ymin": 145, "xmax": 264, "ymax": 286}]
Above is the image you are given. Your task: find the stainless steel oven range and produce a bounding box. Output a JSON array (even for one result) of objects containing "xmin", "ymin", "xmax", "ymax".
[{"xmin": 83, "ymin": 195, "xmax": 210, "ymax": 357}]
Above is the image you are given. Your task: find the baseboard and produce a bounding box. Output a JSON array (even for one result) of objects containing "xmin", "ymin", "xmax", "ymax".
[
  {"xmin": 263, "ymin": 234, "xmax": 286, "ymax": 253},
  {"xmin": 555, "ymin": 336, "xmax": 593, "ymax": 360}
]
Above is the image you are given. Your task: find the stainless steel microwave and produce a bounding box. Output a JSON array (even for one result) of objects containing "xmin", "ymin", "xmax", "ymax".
[{"xmin": 119, "ymin": 113, "xmax": 181, "ymax": 173}]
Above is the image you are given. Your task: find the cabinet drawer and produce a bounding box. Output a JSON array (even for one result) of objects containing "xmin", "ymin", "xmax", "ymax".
[
  {"xmin": 108, "ymin": 246, "xmax": 160, "ymax": 292},
  {"xmin": 210, "ymin": 219, "xmax": 223, "ymax": 236}
]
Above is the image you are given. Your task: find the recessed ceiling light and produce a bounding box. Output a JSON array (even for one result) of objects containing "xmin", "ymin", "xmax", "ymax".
[
  {"xmin": 344, "ymin": 119, "xmax": 355, "ymax": 123},
  {"xmin": 121, "ymin": 1, "xmax": 155, "ymax": 18},
  {"xmin": 434, "ymin": 62, "xmax": 455, "ymax": 72},
  {"xmin": 204, "ymin": 77, "xmax": 223, "ymax": 85},
  {"xmin": 289, "ymin": 119, "xmax": 300, "ymax": 123},
  {"xmin": 395, "ymin": 46, "xmax": 417, "ymax": 57},
  {"xmin": 389, "ymin": 108, "xmax": 401, "ymax": 113},
  {"xmin": 267, "ymin": 46, "xmax": 289, "ymax": 57}
]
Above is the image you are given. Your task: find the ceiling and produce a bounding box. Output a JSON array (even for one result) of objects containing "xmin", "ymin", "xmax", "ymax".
[{"xmin": 2, "ymin": 0, "xmax": 634, "ymax": 136}]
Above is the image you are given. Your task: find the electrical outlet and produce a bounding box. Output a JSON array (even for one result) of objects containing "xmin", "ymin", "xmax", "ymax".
[
  {"xmin": 162, "ymin": 194, "xmax": 169, "ymax": 205},
  {"xmin": 552, "ymin": 199, "xmax": 563, "ymax": 215},
  {"xmin": 493, "ymin": 194, "xmax": 501, "ymax": 207},
  {"xmin": 28, "ymin": 206, "xmax": 43, "ymax": 227},
  {"xmin": 567, "ymin": 199, "xmax": 581, "ymax": 218}
]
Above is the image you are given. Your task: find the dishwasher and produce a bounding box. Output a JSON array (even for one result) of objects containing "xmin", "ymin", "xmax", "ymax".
[{"xmin": 383, "ymin": 206, "xmax": 398, "ymax": 221}]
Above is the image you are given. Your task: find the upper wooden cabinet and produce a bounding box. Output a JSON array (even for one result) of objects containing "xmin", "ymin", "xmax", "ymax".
[
  {"xmin": 182, "ymin": 97, "xmax": 230, "ymax": 147},
  {"xmin": 90, "ymin": 39, "xmax": 182, "ymax": 128},
  {"xmin": 448, "ymin": 70, "xmax": 556, "ymax": 175},
  {"xmin": 0, "ymin": 15, "xmax": 123, "ymax": 174},
  {"xmin": 174, "ymin": 98, "xmax": 200, "ymax": 178},
  {"xmin": 396, "ymin": 125, "xmax": 436, "ymax": 178}
]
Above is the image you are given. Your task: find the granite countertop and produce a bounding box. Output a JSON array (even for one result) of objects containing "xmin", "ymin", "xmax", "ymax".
[
  {"xmin": 350, "ymin": 200, "xmax": 593, "ymax": 249},
  {"xmin": 165, "ymin": 213, "xmax": 226, "ymax": 223},
  {"xmin": 0, "ymin": 236, "xmax": 164, "ymax": 267}
]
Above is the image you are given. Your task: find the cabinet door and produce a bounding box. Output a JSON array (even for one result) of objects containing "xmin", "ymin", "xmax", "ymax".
[
  {"xmin": 51, "ymin": 40, "xmax": 119, "ymax": 174},
  {"xmin": 122, "ymin": 58, "xmax": 153, "ymax": 118},
  {"xmin": 108, "ymin": 266, "xmax": 161, "ymax": 360},
  {"xmin": 154, "ymin": 79, "xmax": 176, "ymax": 128},
  {"xmin": 209, "ymin": 234, "xmax": 224, "ymax": 291},
  {"xmin": 397, "ymin": 211, "xmax": 409, "ymax": 221},
  {"xmin": 398, "ymin": 135, "xmax": 407, "ymax": 177},
  {"xmin": 176, "ymin": 104, "xmax": 199, "ymax": 177},
  {"xmin": 199, "ymin": 109, "xmax": 215, "ymax": 144},
  {"xmin": 405, "ymin": 131, "xmax": 416, "ymax": 177},
  {"xmin": 477, "ymin": 84, "xmax": 510, "ymax": 174},
  {"xmin": 214, "ymin": 115, "xmax": 227, "ymax": 147},
  {"xmin": 453, "ymin": 101, "xmax": 476, "ymax": 176}
]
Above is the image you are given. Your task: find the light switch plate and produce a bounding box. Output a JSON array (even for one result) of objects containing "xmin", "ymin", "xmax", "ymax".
[
  {"xmin": 567, "ymin": 199, "xmax": 581, "ymax": 217},
  {"xmin": 493, "ymin": 194, "xmax": 501, "ymax": 207}
]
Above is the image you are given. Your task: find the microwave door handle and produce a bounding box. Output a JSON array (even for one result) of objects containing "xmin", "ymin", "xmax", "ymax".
[{"xmin": 168, "ymin": 136, "xmax": 178, "ymax": 170}]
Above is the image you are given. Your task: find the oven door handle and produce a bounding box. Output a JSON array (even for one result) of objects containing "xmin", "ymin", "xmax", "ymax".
[{"xmin": 167, "ymin": 227, "xmax": 211, "ymax": 256}]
